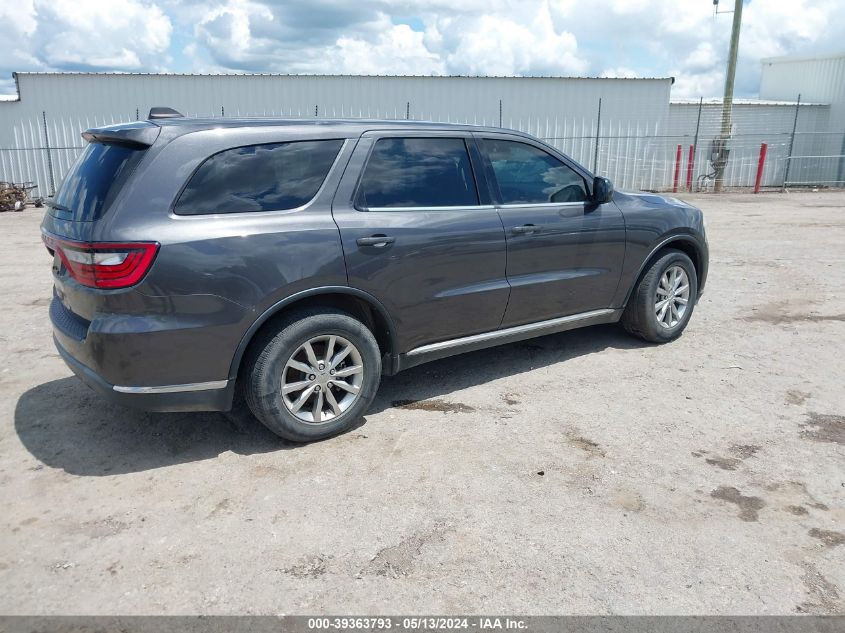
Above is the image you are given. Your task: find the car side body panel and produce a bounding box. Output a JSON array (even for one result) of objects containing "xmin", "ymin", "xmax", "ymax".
[
  {"xmin": 610, "ymin": 190, "xmax": 709, "ymax": 308},
  {"xmin": 331, "ymin": 132, "xmax": 511, "ymax": 353},
  {"xmin": 475, "ymin": 132, "xmax": 627, "ymax": 325},
  {"xmin": 43, "ymin": 125, "xmax": 359, "ymax": 400},
  {"xmin": 42, "ymin": 118, "xmax": 709, "ymax": 414}
]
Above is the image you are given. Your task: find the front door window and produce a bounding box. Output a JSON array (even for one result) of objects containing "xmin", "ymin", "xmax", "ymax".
[{"xmin": 483, "ymin": 139, "xmax": 587, "ymax": 204}]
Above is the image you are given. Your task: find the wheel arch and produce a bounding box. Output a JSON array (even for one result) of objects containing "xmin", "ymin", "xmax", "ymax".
[
  {"xmin": 623, "ymin": 234, "xmax": 704, "ymax": 307},
  {"xmin": 228, "ymin": 286, "xmax": 399, "ymax": 381}
]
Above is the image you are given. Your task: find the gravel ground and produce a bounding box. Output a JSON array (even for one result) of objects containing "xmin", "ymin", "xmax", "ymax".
[{"xmin": 0, "ymin": 191, "xmax": 843, "ymax": 615}]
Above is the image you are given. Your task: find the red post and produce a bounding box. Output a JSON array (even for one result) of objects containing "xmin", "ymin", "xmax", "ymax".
[
  {"xmin": 672, "ymin": 144, "xmax": 682, "ymax": 193},
  {"xmin": 686, "ymin": 144, "xmax": 695, "ymax": 191},
  {"xmin": 754, "ymin": 143, "xmax": 768, "ymax": 194}
]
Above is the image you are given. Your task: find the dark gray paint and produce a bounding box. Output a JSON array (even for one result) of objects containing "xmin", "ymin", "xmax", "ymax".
[
  {"xmin": 478, "ymin": 133, "xmax": 627, "ymax": 326},
  {"xmin": 331, "ymin": 132, "xmax": 509, "ymax": 352},
  {"xmin": 42, "ymin": 118, "xmax": 708, "ymax": 412}
]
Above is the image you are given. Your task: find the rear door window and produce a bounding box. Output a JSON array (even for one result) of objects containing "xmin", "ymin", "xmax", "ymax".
[
  {"xmin": 174, "ymin": 139, "xmax": 343, "ymax": 215},
  {"xmin": 483, "ymin": 138, "xmax": 587, "ymax": 204},
  {"xmin": 52, "ymin": 142, "xmax": 144, "ymax": 221},
  {"xmin": 356, "ymin": 137, "xmax": 479, "ymax": 208}
]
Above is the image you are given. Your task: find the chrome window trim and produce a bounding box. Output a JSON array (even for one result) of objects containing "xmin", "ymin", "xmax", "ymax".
[
  {"xmin": 364, "ymin": 204, "xmax": 496, "ymax": 212},
  {"xmin": 406, "ymin": 309, "xmax": 616, "ymax": 356},
  {"xmin": 113, "ymin": 379, "xmax": 229, "ymax": 394},
  {"xmin": 497, "ymin": 201, "xmax": 585, "ymax": 209}
]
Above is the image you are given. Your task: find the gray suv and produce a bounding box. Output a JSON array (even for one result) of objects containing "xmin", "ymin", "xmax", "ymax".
[{"xmin": 42, "ymin": 109, "xmax": 708, "ymax": 442}]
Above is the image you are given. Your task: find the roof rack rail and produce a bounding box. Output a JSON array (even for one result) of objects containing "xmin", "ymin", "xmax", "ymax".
[{"xmin": 148, "ymin": 107, "xmax": 184, "ymax": 120}]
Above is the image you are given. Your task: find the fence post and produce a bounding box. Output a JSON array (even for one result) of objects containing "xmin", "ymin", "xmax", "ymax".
[
  {"xmin": 673, "ymin": 144, "xmax": 682, "ymax": 193},
  {"xmin": 754, "ymin": 143, "xmax": 768, "ymax": 193},
  {"xmin": 692, "ymin": 97, "xmax": 703, "ymax": 154},
  {"xmin": 686, "ymin": 144, "xmax": 694, "ymax": 191},
  {"xmin": 593, "ymin": 98, "xmax": 602, "ymax": 173},
  {"xmin": 782, "ymin": 93, "xmax": 801, "ymax": 191},
  {"xmin": 498, "ymin": 99, "xmax": 502, "ymax": 128},
  {"xmin": 41, "ymin": 110, "xmax": 55, "ymax": 197},
  {"xmin": 406, "ymin": 102, "xmax": 410, "ymax": 120},
  {"xmin": 838, "ymin": 133, "xmax": 845, "ymax": 186},
  {"xmin": 690, "ymin": 97, "xmax": 703, "ymax": 190}
]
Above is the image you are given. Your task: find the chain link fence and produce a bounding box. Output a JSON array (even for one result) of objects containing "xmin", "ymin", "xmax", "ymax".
[{"xmin": 0, "ymin": 97, "xmax": 841, "ymax": 198}]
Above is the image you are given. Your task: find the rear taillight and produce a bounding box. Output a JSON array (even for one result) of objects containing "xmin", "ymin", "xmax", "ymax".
[{"xmin": 42, "ymin": 233, "xmax": 159, "ymax": 289}]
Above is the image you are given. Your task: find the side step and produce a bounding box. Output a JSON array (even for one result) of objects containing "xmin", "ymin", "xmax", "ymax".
[{"xmin": 398, "ymin": 308, "xmax": 621, "ymax": 371}]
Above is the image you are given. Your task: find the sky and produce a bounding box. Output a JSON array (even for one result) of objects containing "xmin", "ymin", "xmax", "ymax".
[{"xmin": 0, "ymin": 0, "xmax": 842, "ymax": 100}]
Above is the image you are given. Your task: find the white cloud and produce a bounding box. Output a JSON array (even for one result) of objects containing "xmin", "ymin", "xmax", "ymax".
[
  {"xmin": 1, "ymin": 0, "xmax": 844, "ymax": 98},
  {"xmin": 32, "ymin": 0, "xmax": 172, "ymax": 70},
  {"xmin": 186, "ymin": 0, "xmax": 588, "ymax": 78},
  {"xmin": 0, "ymin": 0, "xmax": 171, "ymax": 93},
  {"xmin": 601, "ymin": 67, "xmax": 639, "ymax": 79},
  {"xmin": 331, "ymin": 24, "xmax": 446, "ymax": 75},
  {"xmin": 669, "ymin": 42, "xmax": 724, "ymax": 99},
  {"xmin": 436, "ymin": 6, "xmax": 588, "ymax": 76},
  {"xmin": 0, "ymin": 0, "xmax": 40, "ymax": 92},
  {"xmin": 194, "ymin": 0, "xmax": 274, "ymax": 69},
  {"xmin": 0, "ymin": 0, "xmax": 36, "ymax": 36}
]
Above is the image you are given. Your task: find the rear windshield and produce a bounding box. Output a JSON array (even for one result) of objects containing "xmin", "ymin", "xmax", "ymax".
[{"xmin": 52, "ymin": 142, "xmax": 145, "ymax": 221}]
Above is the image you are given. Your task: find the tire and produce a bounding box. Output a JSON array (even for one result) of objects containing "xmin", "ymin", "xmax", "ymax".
[
  {"xmin": 621, "ymin": 249, "xmax": 698, "ymax": 343},
  {"xmin": 243, "ymin": 308, "xmax": 381, "ymax": 442}
]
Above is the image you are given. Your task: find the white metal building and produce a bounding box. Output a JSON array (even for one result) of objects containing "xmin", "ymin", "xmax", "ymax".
[
  {"xmin": 1, "ymin": 64, "xmax": 842, "ymax": 195},
  {"xmin": 761, "ymin": 53, "xmax": 845, "ymax": 125},
  {"xmin": 667, "ymin": 98, "xmax": 830, "ymax": 188},
  {"xmin": 760, "ymin": 52, "xmax": 845, "ymax": 186},
  {"xmin": 0, "ymin": 72, "xmax": 673, "ymax": 194}
]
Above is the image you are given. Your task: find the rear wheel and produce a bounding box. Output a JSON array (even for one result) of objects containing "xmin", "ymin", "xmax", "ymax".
[
  {"xmin": 244, "ymin": 309, "xmax": 381, "ymax": 442},
  {"xmin": 622, "ymin": 249, "xmax": 698, "ymax": 343}
]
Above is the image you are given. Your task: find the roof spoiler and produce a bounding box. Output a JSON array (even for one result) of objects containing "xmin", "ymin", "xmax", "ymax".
[
  {"xmin": 81, "ymin": 122, "xmax": 161, "ymax": 149},
  {"xmin": 148, "ymin": 106, "xmax": 184, "ymax": 120}
]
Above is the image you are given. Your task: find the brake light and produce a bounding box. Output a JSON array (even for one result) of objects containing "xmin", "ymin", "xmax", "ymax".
[{"xmin": 42, "ymin": 233, "xmax": 159, "ymax": 289}]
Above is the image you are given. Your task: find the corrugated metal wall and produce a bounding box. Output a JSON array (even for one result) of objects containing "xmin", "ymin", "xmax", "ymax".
[
  {"xmin": 0, "ymin": 73, "xmax": 672, "ymax": 194},
  {"xmin": 1, "ymin": 71, "xmax": 841, "ymax": 195},
  {"xmin": 667, "ymin": 101, "xmax": 830, "ymax": 188},
  {"xmin": 760, "ymin": 54, "xmax": 845, "ymax": 186}
]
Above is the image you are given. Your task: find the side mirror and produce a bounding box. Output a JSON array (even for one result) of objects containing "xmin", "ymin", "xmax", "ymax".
[{"xmin": 592, "ymin": 176, "xmax": 614, "ymax": 204}]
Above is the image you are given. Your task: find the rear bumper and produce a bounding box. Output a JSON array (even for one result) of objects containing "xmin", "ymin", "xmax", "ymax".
[{"xmin": 55, "ymin": 336, "xmax": 234, "ymax": 412}]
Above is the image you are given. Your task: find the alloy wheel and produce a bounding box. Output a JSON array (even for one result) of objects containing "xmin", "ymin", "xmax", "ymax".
[
  {"xmin": 280, "ymin": 335, "xmax": 364, "ymax": 424},
  {"xmin": 654, "ymin": 265, "xmax": 690, "ymax": 329}
]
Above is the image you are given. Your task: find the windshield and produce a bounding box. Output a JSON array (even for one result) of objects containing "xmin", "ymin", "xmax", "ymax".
[{"xmin": 51, "ymin": 142, "xmax": 145, "ymax": 221}]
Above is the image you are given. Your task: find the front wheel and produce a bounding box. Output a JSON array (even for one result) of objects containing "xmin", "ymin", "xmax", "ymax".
[
  {"xmin": 243, "ymin": 308, "xmax": 382, "ymax": 442},
  {"xmin": 622, "ymin": 249, "xmax": 698, "ymax": 343}
]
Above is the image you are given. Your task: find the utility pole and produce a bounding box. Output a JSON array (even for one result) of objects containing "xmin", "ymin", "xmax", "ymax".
[{"xmin": 713, "ymin": 0, "xmax": 743, "ymax": 192}]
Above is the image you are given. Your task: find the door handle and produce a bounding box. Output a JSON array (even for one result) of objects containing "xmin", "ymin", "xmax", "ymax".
[
  {"xmin": 512, "ymin": 224, "xmax": 542, "ymax": 235},
  {"xmin": 356, "ymin": 235, "xmax": 395, "ymax": 247}
]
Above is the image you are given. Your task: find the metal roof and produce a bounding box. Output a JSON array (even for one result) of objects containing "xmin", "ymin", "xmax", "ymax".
[
  {"xmin": 761, "ymin": 51, "xmax": 845, "ymax": 64},
  {"xmin": 10, "ymin": 71, "xmax": 672, "ymax": 81},
  {"xmin": 670, "ymin": 97, "xmax": 828, "ymax": 106}
]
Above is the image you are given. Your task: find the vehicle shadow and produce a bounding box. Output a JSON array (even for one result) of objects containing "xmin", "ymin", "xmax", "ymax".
[
  {"xmin": 13, "ymin": 376, "xmax": 290, "ymax": 477},
  {"xmin": 370, "ymin": 323, "xmax": 649, "ymax": 414},
  {"xmin": 15, "ymin": 324, "xmax": 648, "ymax": 476}
]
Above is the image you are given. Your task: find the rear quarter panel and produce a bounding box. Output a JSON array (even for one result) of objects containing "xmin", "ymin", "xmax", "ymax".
[{"xmin": 78, "ymin": 127, "xmax": 357, "ymax": 385}]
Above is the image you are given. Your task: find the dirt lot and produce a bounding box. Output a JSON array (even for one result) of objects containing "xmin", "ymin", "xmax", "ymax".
[{"xmin": 0, "ymin": 192, "xmax": 843, "ymax": 615}]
